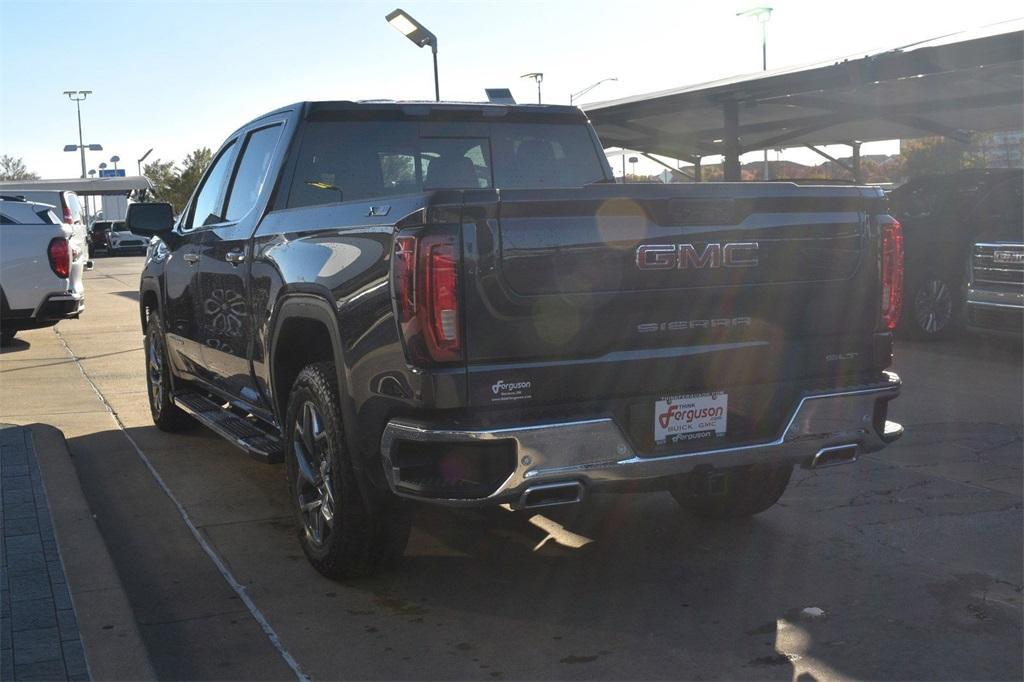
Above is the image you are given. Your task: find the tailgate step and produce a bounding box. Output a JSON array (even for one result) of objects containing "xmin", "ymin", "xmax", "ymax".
[{"xmin": 173, "ymin": 391, "xmax": 283, "ymax": 464}]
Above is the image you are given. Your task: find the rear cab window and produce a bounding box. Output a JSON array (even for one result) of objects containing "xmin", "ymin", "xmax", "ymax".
[{"xmin": 285, "ymin": 109, "xmax": 608, "ymax": 208}]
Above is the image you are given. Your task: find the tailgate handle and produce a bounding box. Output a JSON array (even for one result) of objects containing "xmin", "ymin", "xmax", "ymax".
[
  {"xmin": 225, "ymin": 250, "xmax": 245, "ymax": 264},
  {"xmin": 182, "ymin": 253, "xmax": 199, "ymax": 264}
]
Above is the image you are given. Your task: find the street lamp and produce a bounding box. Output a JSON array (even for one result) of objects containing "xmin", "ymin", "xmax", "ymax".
[
  {"xmin": 386, "ymin": 8, "xmax": 439, "ymax": 101},
  {"xmin": 521, "ymin": 72, "xmax": 544, "ymax": 104},
  {"xmin": 737, "ymin": 7, "xmax": 772, "ymax": 180},
  {"xmin": 110, "ymin": 155, "xmax": 120, "ymax": 171},
  {"xmin": 63, "ymin": 90, "xmax": 95, "ymax": 179},
  {"xmin": 570, "ymin": 77, "xmax": 618, "ymax": 106},
  {"xmin": 137, "ymin": 148, "xmax": 153, "ymax": 176}
]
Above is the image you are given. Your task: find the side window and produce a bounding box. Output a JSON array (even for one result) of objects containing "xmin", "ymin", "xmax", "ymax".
[
  {"xmin": 186, "ymin": 141, "xmax": 238, "ymax": 229},
  {"xmin": 64, "ymin": 193, "xmax": 82, "ymax": 223},
  {"xmin": 225, "ymin": 124, "xmax": 283, "ymax": 221}
]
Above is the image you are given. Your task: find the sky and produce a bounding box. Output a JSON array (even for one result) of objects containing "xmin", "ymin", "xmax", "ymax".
[{"xmin": 1, "ymin": 0, "xmax": 1021, "ymax": 179}]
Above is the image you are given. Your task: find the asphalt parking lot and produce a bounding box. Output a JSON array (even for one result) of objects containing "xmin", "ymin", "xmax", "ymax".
[{"xmin": 1, "ymin": 255, "xmax": 1021, "ymax": 681}]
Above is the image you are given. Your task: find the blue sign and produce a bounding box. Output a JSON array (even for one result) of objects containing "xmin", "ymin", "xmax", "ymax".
[{"xmin": 99, "ymin": 169, "xmax": 126, "ymax": 177}]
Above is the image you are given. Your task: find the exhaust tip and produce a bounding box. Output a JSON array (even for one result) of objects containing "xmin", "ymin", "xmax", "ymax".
[
  {"xmin": 808, "ymin": 444, "xmax": 859, "ymax": 469},
  {"xmin": 517, "ymin": 481, "xmax": 583, "ymax": 510}
]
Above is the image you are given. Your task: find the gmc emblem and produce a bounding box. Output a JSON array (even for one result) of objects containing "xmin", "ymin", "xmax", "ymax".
[{"xmin": 635, "ymin": 242, "xmax": 759, "ymax": 270}]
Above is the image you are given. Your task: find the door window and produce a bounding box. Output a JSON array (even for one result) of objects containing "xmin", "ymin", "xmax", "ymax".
[
  {"xmin": 225, "ymin": 124, "xmax": 283, "ymax": 221},
  {"xmin": 186, "ymin": 141, "xmax": 238, "ymax": 229}
]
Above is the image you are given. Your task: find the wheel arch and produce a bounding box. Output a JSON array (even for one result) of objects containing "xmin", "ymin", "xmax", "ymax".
[{"xmin": 269, "ymin": 294, "xmax": 355, "ymax": 436}]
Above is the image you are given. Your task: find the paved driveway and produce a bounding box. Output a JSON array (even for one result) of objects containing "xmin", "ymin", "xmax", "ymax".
[{"xmin": 1, "ymin": 256, "xmax": 1020, "ymax": 680}]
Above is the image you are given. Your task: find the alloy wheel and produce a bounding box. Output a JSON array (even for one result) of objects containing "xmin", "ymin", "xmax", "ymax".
[
  {"xmin": 913, "ymin": 278, "xmax": 953, "ymax": 335},
  {"xmin": 292, "ymin": 401, "xmax": 336, "ymax": 546},
  {"xmin": 147, "ymin": 331, "xmax": 164, "ymax": 415}
]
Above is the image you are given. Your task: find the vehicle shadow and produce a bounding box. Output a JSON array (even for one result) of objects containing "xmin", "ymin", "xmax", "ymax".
[
  {"xmin": 0, "ymin": 337, "xmax": 32, "ymax": 354},
  {"xmin": 112, "ymin": 290, "xmax": 141, "ymax": 302}
]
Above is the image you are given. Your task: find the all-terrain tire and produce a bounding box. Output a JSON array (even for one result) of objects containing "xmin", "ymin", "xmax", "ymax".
[
  {"xmin": 145, "ymin": 311, "xmax": 195, "ymax": 432},
  {"xmin": 670, "ymin": 463, "xmax": 793, "ymax": 519},
  {"xmin": 284, "ymin": 361, "xmax": 411, "ymax": 580}
]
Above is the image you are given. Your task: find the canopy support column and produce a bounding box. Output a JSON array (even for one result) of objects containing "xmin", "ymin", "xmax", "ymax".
[
  {"xmin": 852, "ymin": 142, "xmax": 862, "ymax": 183},
  {"xmin": 723, "ymin": 101, "xmax": 741, "ymax": 181}
]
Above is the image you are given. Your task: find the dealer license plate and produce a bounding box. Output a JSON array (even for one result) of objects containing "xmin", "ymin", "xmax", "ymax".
[{"xmin": 654, "ymin": 392, "xmax": 728, "ymax": 445}]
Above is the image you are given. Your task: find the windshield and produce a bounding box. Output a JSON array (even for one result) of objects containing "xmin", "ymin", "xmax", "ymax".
[{"xmin": 287, "ymin": 119, "xmax": 607, "ymax": 208}]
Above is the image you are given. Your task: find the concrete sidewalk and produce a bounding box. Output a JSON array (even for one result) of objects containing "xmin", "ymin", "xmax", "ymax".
[{"xmin": 1, "ymin": 424, "xmax": 153, "ymax": 682}]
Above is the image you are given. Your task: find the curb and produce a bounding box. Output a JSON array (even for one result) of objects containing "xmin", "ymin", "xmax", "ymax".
[{"xmin": 28, "ymin": 423, "xmax": 155, "ymax": 682}]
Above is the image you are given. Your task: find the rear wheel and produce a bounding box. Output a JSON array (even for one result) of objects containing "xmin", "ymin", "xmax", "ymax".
[
  {"xmin": 906, "ymin": 274, "xmax": 957, "ymax": 339},
  {"xmin": 670, "ymin": 464, "xmax": 793, "ymax": 519},
  {"xmin": 145, "ymin": 311, "xmax": 194, "ymax": 431},
  {"xmin": 1, "ymin": 329, "xmax": 16, "ymax": 346},
  {"xmin": 284, "ymin": 362, "xmax": 410, "ymax": 580}
]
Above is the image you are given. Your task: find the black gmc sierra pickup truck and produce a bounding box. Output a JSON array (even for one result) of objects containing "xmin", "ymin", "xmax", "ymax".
[{"xmin": 128, "ymin": 101, "xmax": 904, "ymax": 579}]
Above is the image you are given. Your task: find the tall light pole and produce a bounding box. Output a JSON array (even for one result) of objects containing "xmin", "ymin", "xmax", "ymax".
[
  {"xmin": 386, "ymin": 9, "xmax": 439, "ymax": 101},
  {"xmin": 521, "ymin": 72, "xmax": 543, "ymax": 104},
  {"xmin": 570, "ymin": 77, "xmax": 618, "ymax": 106},
  {"xmin": 737, "ymin": 7, "xmax": 772, "ymax": 180},
  {"xmin": 137, "ymin": 148, "xmax": 153, "ymax": 177},
  {"xmin": 63, "ymin": 90, "xmax": 94, "ymax": 179}
]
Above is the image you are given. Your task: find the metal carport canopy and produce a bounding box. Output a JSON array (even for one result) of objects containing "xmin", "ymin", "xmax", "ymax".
[
  {"xmin": 583, "ymin": 20, "xmax": 1023, "ymax": 180},
  {"xmin": 0, "ymin": 176, "xmax": 152, "ymax": 197}
]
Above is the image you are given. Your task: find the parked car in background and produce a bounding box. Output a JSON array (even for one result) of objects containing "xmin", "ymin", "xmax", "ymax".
[
  {"xmin": 965, "ymin": 175, "xmax": 1023, "ymax": 335},
  {"xmin": 0, "ymin": 197, "xmax": 87, "ymax": 344},
  {"xmin": 107, "ymin": 220, "xmax": 149, "ymax": 254},
  {"xmin": 0, "ymin": 187, "xmax": 91, "ymax": 260},
  {"xmin": 89, "ymin": 220, "xmax": 114, "ymax": 254},
  {"xmin": 889, "ymin": 168, "xmax": 1023, "ymax": 338}
]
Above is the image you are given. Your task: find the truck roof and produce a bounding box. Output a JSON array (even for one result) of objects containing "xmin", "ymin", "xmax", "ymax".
[{"xmin": 239, "ymin": 100, "xmax": 589, "ymax": 136}]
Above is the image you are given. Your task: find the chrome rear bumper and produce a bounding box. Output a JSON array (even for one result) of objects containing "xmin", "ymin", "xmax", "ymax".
[{"xmin": 381, "ymin": 372, "xmax": 902, "ymax": 506}]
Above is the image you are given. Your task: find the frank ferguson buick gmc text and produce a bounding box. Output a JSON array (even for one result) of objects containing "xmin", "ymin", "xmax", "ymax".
[{"xmin": 128, "ymin": 100, "xmax": 904, "ymax": 579}]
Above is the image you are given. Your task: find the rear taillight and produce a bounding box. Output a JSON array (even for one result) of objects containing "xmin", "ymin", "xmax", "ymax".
[
  {"xmin": 48, "ymin": 237, "xmax": 71, "ymax": 279},
  {"xmin": 393, "ymin": 232, "xmax": 463, "ymax": 364},
  {"xmin": 879, "ymin": 217, "xmax": 903, "ymax": 330},
  {"xmin": 63, "ymin": 206, "xmax": 73, "ymax": 224}
]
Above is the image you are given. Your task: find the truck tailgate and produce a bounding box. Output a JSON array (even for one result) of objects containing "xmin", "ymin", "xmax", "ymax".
[{"xmin": 461, "ymin": 183, "xmax": 887, "ymax": 416}]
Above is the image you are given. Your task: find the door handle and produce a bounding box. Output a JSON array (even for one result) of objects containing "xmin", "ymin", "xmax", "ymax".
[
  {"xmin": 182, "ymin": 253, "xmax": 200, "ymax": 264},
  {"xmin": 225, "ymin": 250, "xmax": 246, "ymax": 264}
]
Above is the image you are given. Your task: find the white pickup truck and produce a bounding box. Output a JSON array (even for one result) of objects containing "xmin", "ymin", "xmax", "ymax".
[{"xmin": 0, "ymin": 197, "xmax": 88, "ymax": 345}]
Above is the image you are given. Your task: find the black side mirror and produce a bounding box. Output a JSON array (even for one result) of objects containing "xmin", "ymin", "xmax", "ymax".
[{"xmin": 126, "ymin": 202, "xmax": 174, "ymax": 237}]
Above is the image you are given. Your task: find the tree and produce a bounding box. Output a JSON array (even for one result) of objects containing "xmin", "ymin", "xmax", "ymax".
[
  {"xmin": 899, "ymin": 136, "xmax": 982, "ymax": 179},
  {"xmin": 142, "ymin": 147, "xmax": 213, "ymax": 212},
  {"xmin": 0, "ymin": 155, "xmax": 40, "ymax": 181}
]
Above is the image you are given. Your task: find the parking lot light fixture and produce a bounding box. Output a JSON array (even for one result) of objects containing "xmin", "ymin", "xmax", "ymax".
[
  {"xmin": 137, "ymin": 148, "xmax": 153, "ymax": 177},
  {"xmin": 521, "ymin": 72, "xmax": 544, "ymax": 104},
  {"xmin": 570, "ymin": 77, "xmax": 618, "ymax": 105},
  {"xmin": 63, "ymin": 90, "xmax": 94, "ymax": 178},
  {"xmin": 737, "ymin": 7, "xmax": 773, "ymax": 179},
  {"xmin": 386, "ymin": 8, "xmax": 439, "ymax": 101}
]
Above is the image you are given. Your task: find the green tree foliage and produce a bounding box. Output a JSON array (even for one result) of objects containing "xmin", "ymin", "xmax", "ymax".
[
  {"xmin": 0, "ymin": 155, "xmax": 40, "ymax": 181},
  {"xmin": 899, "ymin": 136, "xmax": 982, "ymax": 178},
  {"xmin": 141, "ymin": 147, "xmax": 213, "ymax": 213}
]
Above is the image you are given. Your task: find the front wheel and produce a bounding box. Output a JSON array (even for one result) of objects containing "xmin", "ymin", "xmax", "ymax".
[
  {"xmin": 284, "ymin": 362, "xmax": 410, "ymax": 580},
  {"xmin": 670, "ymin": 464, "xmax": 793, "ymax": 519},
  {"xmin": 145, "ymin": 311, "xmax": 194, "ymax": 431}
]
